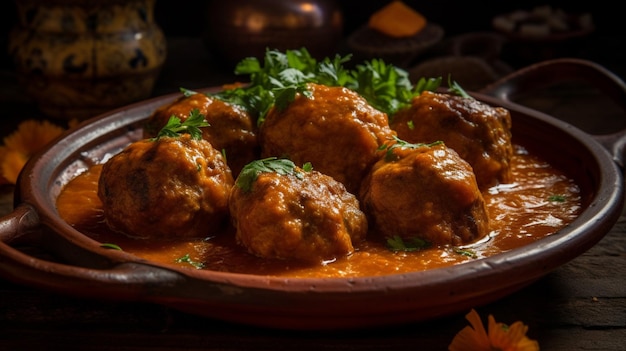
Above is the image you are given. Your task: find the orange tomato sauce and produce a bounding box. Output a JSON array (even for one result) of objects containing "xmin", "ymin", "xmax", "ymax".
[{"xmin": 56, "ymin": 144, "xmax": 581, "ymax": 278}]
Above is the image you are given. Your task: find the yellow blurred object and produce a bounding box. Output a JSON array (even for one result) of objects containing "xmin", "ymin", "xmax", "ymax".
[
  {"xmin": 368, "ymin": 1, "xmax": 427, "ymax": 37},
  {"xmin": 0, "ymin": 120, "xmax": 66, "ymax": 185}
]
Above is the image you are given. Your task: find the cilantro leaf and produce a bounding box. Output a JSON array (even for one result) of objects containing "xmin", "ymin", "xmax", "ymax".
[
  {"xmin": 414, "ymin": 76, "xmax": 442, "ymax": 94},
  {"xmin": 379, "ymin": 136, "xmax": 444, "ymax": 162},
  {"xmin": 548, "ymin": 194, "xmax": 566, "ymax": 202},
  {"xmin": 100, "ymin": 243, "xmax": 122, "ymax": 250},
  {"xmin": 447, "ymin": 75, "xmax": 472, "ymax": 99},
  {"xmin": 180, "ymin": 87, "xmax": 198, "ymax": 97},
  {"xmin": 236, "ymin": 157, "xmax": 307, "ymax": 192},
  {"xmin": 386, "ymin": 235, "xmax": 431, "ymax": 252},
  {"xmin": 203, "ymin": 48, "xmax": 469, "ymax": 127},
  {"xmin": 454, "ymin": 247, "xmax": 477, "ymax": 258},
  {"xmin": 176, "ymin": 253, "xmax": 205, "ymax": 269},
  {"xmin": 154, "ymin": 108, "xmax": 209, "ymax": 140}
]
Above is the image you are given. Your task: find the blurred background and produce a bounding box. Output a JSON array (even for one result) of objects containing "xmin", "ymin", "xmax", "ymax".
[{"xmin": 0, "ymin": 0, "xmax": 624, "ymax": 127}]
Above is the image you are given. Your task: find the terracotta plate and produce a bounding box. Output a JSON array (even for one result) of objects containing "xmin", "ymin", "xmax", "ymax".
[{"xmin": 0, "ymin": 59, "xmax": 624, "ymax": 330}]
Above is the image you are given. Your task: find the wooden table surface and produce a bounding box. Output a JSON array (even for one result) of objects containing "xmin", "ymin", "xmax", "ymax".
[{"xmin": 0, "ymin": 37, "xmax": 625, "ymax": 350}]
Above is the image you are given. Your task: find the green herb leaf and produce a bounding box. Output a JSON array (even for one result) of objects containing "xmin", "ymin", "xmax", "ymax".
[
  {"xmin": 414, "ymin": 76, "xmax": 442, "ymax": 94},
  {"xmin": 154, "ymin": 108, "xmax": 209, "ymax": 140},
  {"xmin": 175, "ymin": 253, "xmax": 205, "ymax": 269},
  {"xmin": 205, "ymin": 48, "xmax": 462, "ymax": 126},
  {"xmin": 302, "ymin": 162, "xmax": 313, "ymax": 172},
  {"xmin": 379, "ymin": 136, "xmax": 444, "ymax": 162},
  {"xmin": 454, "ymin": 247, "xmax": 477, "ymax": 258},
  {"xmin": 100, "ymin": 243, "xmax": 122, "ymax": 250},
  {"xmin": 236, "ymin": 157, "xmax": 305, "ymax": 192},
  {"xmin": 179, "ymin": 87, "xmax": 198, "ymax": 97},
  {"xmin": 447, "ymin": 75, "xmax": 472, "ymax": 99},
  {"xmin": 350, "ymin": 58, "xmax": 413, "ymax": 116},
  {"xmin": 386, "ymin": 235, "xmax": 431, "ymax": 252},
  {"xmin": 217, "ymin": 48, "xmax": 321, "ymax": 125},
  {"xmin": 316, "ymin": 54, "xmax": 354, "ymax": 87},
  {"xmin": 548, "ymin": 194, "xmax": 566, "ymax": 202}
]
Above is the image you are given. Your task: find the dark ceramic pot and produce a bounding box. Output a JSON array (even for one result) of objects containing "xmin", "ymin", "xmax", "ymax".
[
  {"xmin": 0, "ymin": 58, "xmax": 624, "ymax": 330},
  {"xmin": 203, "ymin": 0, "xmax": 343, "ymax": 68},
  {"xmin": 8, "ymin": 0, "xmax": 167, "ymax": 120}
]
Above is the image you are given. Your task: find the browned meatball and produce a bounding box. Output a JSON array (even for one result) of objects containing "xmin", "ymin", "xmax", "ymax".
[
  {"xmin": 98, "ymin": 134, "xmax": 234, "ymax": 239},
  {"xmin": 259, "ymin": 83, "xmax": 396, "ymax": 194},
  {"xmin": 390, "ymin": 91, "xmax": 513, "ymax": 189},
  {"xmin": 143, "ymin": 92, "xmax": 259, "ymax": 175},
  {"xmin": 229, "ymin": 158, "xmax": 367, "ymax": 264},
  {"xmin": 359, "ymin": 140, "xmax": 489, "ymax": 246}
]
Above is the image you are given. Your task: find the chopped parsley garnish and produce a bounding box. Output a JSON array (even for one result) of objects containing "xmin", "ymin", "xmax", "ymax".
[
  {"xmin": 386, "ymin": 235, "xmax": 431, "ymax": 252},
  {"xmin": 201, "ymin": 48, "xmax": 467, "ymax": 125},
  {"xmin": 454, "ymin": 247, "xmax": 477, "ymax": 259},
  {"xmin": 548, "ymin": 194, "xmax": 566, "ymax": 202},
  {"xmin": 302, "ymin": 162, "xmax": 313, "ymax": 172},
  {"xmin": 235, "ymin": 157, "xmax": 311, "ymax": 192},
  {"xmin": 180, "ymin": 87, "xmax": 198, "ymax": 97},
  {"xmin": 153, "ymin": 108, "xmax": 209, "ymax": 140},
  {"xmin": 175, "ymin": 254, "xmax": 205, "ymax": 269},
  {"xmin": 378, "ymin": 135, "xmax": 444, "ymax": 161},
  {"xmin": 349, "ymin": 58, "xmax": 413, "ymax": 114},
  {"xmin": 100, "ymin": 243, "xmax": 122, "ymax": 251},
  {"xmin": 447, "ymin": 75, "xmax": 472, "ymax": 99},
  {"xmin": 414, "ymin": 76, "xmax": 443, "ymax": 94}
]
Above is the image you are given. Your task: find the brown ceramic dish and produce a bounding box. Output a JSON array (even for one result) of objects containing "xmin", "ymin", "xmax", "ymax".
[{"xmin": 0, "ymin": 58, "xmax": 625, "ymax": 330}]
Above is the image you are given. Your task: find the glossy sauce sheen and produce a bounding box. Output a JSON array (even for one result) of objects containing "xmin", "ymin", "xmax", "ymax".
[{"xmin": 56, "ymin": 144, "xmax": 581, "ymax": 278}]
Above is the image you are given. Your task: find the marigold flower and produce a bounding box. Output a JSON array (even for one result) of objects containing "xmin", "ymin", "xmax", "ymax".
[
  {"xmin": 449, "ymin": 309, "xmax": 539, "ymax": 351},
  {"xmin": 0, "ymin": 119, "xmax": 66, "ymax": 184}
]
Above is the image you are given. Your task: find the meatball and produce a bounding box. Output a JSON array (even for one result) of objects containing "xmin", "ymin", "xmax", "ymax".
[
  {"xmin": 259, "ymin": 83, "xmax": 396, "ymax": 194},
  {"xmin": 359, "ymin": 140, "xmax": 489, "ymax": 246},
  {"xmin": 229, "ymin": 158, "xmax": 367, "ymax": 264},
  {"xmin": 143, "ymin": 91, "xmax": 259, "ymax": 175},
  {"xmin": 98, "ymin": 134, "xmax": 234, "ymax": 239},
  {"xmin": 390, "ymin": 91, "xmax": 513, "ymax": 189}
]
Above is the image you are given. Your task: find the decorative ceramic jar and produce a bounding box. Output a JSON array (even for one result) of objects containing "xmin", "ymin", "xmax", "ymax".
[
  {"xmin": 204, "ymin": 0, "xmax": 343, "ymax": 68},
  {"xmin": 8, "ymin": 0, "xmax": 167, "ymax": 120}
]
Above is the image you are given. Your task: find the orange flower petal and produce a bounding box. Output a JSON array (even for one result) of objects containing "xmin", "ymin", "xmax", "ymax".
[
  {"xmin": 488, "ymin": 315, "xmax": 540, "ymax": 351},
  {"xmin": 1, "ymin": 149, "xmax": 29, "ymax": 184},
  {"xmin": 3, "ymin": 119, "xmax": 65, "ymax": 157},
  {"xmin": 449, "ymin": 309, "xmax": 491, "ymax": 351},
  {"xmin": 0, "ymin": 119, "xmax": 66, "ymax": 185},
  {"xmin": 0, "ymin": 146, "xmax": 10, "ymax": 185},
  {"xmin": 449, "ymin": 310, "xmax": 539, "ymax": 351}
]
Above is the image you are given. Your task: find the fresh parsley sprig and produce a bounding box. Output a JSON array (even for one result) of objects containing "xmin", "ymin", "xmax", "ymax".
[
  {"xmin": 236, "ymin": 157, "xmax": 311, "ymax": 193},
  {"xmin": 349, "ymin": 58, "xmax": 412, "ymax": 115},
  {"xmin": 225, "ymin": 48, "xmax": 352, "ymax": 125},
  {"xmin": 154, "ymin": 108, "xmax": 209, "ymax": 140},
  {"xmin": 204, "ymin": 47, "xmax": 469, "ymax": 125}
]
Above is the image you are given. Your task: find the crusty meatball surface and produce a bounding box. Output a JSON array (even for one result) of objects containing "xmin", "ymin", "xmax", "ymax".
[
  {"xmin": 98, "ymin": 134, "xmax": 234, "ymax": 239},
  {"xmin": 229, "ymin": 159, "xmax": 367, "ymax": 264},
  {"xmin": 359, "ymin": 140, "xmax": 489, "ymax": 246},
  {"xmin": 259, "ymin": 83, "xmax": 396, "ymax": 194},
  {"xmin": 390, "ymin": 91, "xmax": 513, "ymax": 189},
  {"xmin": 143, "ymin": 92, "xmax": 259, "ymax": 176}
]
